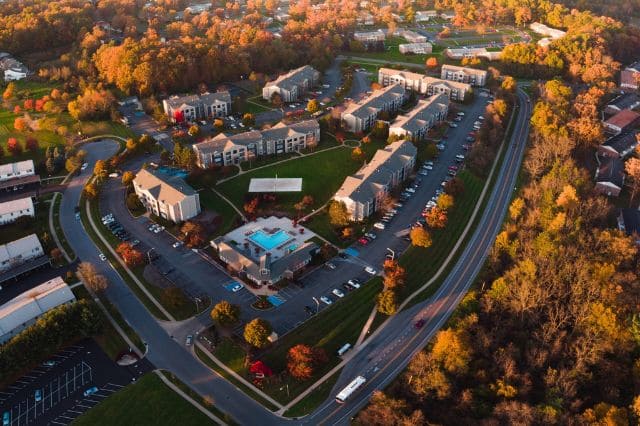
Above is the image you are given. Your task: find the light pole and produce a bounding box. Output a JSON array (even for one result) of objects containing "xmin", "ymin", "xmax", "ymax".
[
  {"xmin": 146, "ymin": 248, "xmax": 155, "ymax": 263},
  {"xmin": 386, "ymin": 248, "xmax": 395, "ymax": 260},
  {"xmin": 312, "ymin": 297, "xmax": 320, "ymax": 314},
  {"xmin": 280, "ymin": 384, "xmax": 290, "ymax": 397}
]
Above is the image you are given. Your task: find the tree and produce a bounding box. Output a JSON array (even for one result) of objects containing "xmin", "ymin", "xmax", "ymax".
[
  {"xmin": 126, "ymin": 193, "xmax": 144, "ymax": 212},
  {"xmin": 383, "ymin": 262, "xmax": 406, "ymax": 289},
  {"xmin": 625, "ymin": 158, "xmax": 640, "ymax": 203},
  {"xmin": 437, "ymin": 193, "xmax": 454, "ymax": 210},
  {"xmin": 377, "ymin": 289, "xmax": 398, "ymax": 315},
  {"xmin": 214, "ymin": 118, "xmax": 224, "ymax": 130},
  {"xmin": 341, "ymin": 227, "xmax": 354, "ymax": 239},
  {"xmin": 7, "ymin": 138, "xmax": 22, "ymax": 156},
  {"xmin": 244, "ymin": 197, "xmax": 260, "ymax": 216},
  {"xmin": 188, "ymin": 124, "xmax": 200, "ymax": 137},
  {"xmin": 93, "ymin": 160, "xmax": 108, "ymax": 179},
  {"xmin": 122, "ymin": 171, "xmax": 135, "ymax": 187},
  {"xmin": 351, "ymin": 147, "xmax": 364, "ymax": 162},
  {"xmin": 67, "ymin": 88, "xmax": 115, "ymax": 121},
  {"xmin": 50, "ymin": 248, "xmax": 63, "ymax": 263},
  {"xmin": 126, "ymin": 138, "xmax": 138, "ymax": 152},
  {"xmin": 287, "ymin": 344, "xmax": 327, "ymax": 381},
  {"xmin": 425, "ymin": 207, "xmax": 447, "ymax": 229},
  {"xmin": 242, "ymin": 113, "xmax": 255, "ymax": 126},
  {"xmin": 116, "ymin": 243, "xmax": 144, "ymax": 266},
  {"xmin": 83, "ymin": 183, "xmax": 98, "ymax": 199},
  {"xmin": 501, "ymin": 76, "xmax": 517, "ymax": 93},
  {"xmin": 431, "ymin": 328, "xmax": 472, "ymax": 374},
  {"xmin": 328, "ymin": 200, "xmax": 350, "ymax": 227},
  {"xmin": 426, "ymin": 57, "xmax": 438, "ymax": 68},
  {"xmin": 76, "ymin": 262, "xmax": 108, "ymax": 293},
  {"xmin": 357, "ymin": 391, "xmax": 425, "ymax": 425},
  {"xmin": 244, "ymin": 318, "xmax": 272, "ymax": 348},
  {"xmin": 270, "ymin": 92, "xmax": 283, "ymax": 108},
  {"xmin": 25, "ymin": 137, "xmax": 38, "ymax": 153},
  {"xmin": 45, "ymin": 156, "xmax": 56, "ymax": 174},
  {"xmin": 65, "ymin": 155, "xmax": 81, "ymax": 173},
  {"xmin": 210, "ymin": 301, "xmax": 240, "ymax": 326},
  {"xmin": 180, "ymin": 221, "xmax": 206, "ymax": 247},
  {"xmin": 410, "ymin": 227, "xmax": 432, "ymax": 248},
  {"xmin": 3, "ymin": 82, "xmax": 15, "ymax": 99},
  {"xmin": 307, "ymin": 99, "xmax": 319, "ymax": 114},
  {"xmin": 13, "ymin": 117, "xmax": 27, "ymax": 131}
]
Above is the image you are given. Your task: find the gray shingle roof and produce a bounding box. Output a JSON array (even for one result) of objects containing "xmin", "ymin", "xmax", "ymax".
[
  {"xmin": 164, "ymin": 91, "xmax": 231, "ymax": 109},
  {"xmin": 265, "ymin": 65, "xmax": 318, "ymax": 91},
  {"xmin": 597, "ymin": 156, "xmax": 625, "ymax": 188},
  {"xmin": 391, "ymin": 94, "xmax": 449, "ymax": 133},
  {"xmin": 342, "ymin": 84, "xmax": 405, "ymax": 119}
]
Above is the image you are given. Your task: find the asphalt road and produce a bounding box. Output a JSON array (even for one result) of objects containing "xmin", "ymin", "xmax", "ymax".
[{"xmin": 305, "ymin": 88, "xmax": 532, "ymax": 425}]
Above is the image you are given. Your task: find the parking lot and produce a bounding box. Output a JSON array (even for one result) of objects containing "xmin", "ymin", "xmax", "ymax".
[{"xmin": 0, "ymin": 340, "xmax": 142, "ymax": 426}]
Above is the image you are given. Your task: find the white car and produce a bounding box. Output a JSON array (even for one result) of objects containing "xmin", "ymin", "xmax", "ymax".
[
  {"xmin": 364, "ymin": 266, "xmax": 377, "ymax": 275},
  {"xmin": 172, "ymin": 241, "xmax": 183, "ymax": 248},
  {"xmin": 406, "ymin": 187, "xmax": 416, "ymax": 193},
  {"xmin": 99, "ymin": 253, "xmax": 107, "ymax": 261},
  {"xmin": 456, "ymin": 112, "xmax": 465, "ymax": 116},
  {"xmin": 332, "ymin": 289, "xmax": 345, "ymax": 298},
  {"xmin": 449, "ymin": 123, "xmax": 458, "ymax": 128},
  {"xmin": 326, "ymin": 262, "xmax": 336, "ymax": 270},
  {"xmin": 347, "ymin": 279, "xmax": 361, "ymax": 289},
  {"xmin": 81, "ymin": 163, "xmax": 88, "ymax": 171},
  {"xmin": 231, "ymin": 283, "xmax": 244, "ymax": 293},
  {"xmin": 419, "ymin": 170, "xmax": 428, "ymax": 176},
  {"xmin": 373, "ymin": 222, "xmax": 386, "ymax": 230},
  {"xmin": 456, "ymin": 154, "xmax": 465, "ymax": 160},
  {"xmin": 153, "ymin": 227, "xmax": 162, "ymax": 233},
  {"xmin": 320, "ymin": 296, "xmax": 333, "ymax": 305}
]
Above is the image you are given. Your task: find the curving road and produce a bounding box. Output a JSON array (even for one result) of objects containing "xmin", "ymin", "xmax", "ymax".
[{"xmin": 59, "ymin": 87, "xmax": 530, "ymax": 425}]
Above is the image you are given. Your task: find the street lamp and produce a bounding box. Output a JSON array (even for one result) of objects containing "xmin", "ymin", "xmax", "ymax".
[
  {"xmin": 386, "ymin": 248, "xmax": 395, "ymax": 260},
  {"xmin": 146, "ymin": 248, "xmax": 155, "ymax": 263},
  {"xmin": 312, "ymin": 297, "xmax": 320, "ymax": 314},
  {"xmin": 280, "ymin": 384, "xmax": 290, "ymax": 397}
]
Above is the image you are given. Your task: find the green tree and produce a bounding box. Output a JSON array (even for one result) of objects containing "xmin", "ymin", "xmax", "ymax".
[
  {"xmin": 328, "ymin": 200, "xmax": 350, "ymax": 226},
  {"xmin": 210, "ymin": 301, "xmax": 240, "ymax": 326},
  {"xmin": 244, "ymin": 318, "xmax": 272, "ymax": 348}
]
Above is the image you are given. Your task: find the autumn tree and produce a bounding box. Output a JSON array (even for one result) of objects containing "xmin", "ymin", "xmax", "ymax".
[
  {"xmin": 625, "ymin": 158, "xmax": 640, "ymax": 203},
  {"xmin": 13, "ymin": 117, "xmax": 27, "ymax": 131},
  {"xmin": 410, "ymin": 226, "xmax": 432, "ymax": 248},
  {"xmin": 116, "ymin": 243, "xmax": 144, "ymax": 266},
  {"xmin": 244, "ymin": 318, "xmax": 272, "ymax": 348},
  {"xmin": 307, "ymin": 99, "xmax": 319, "ymax": 114},
  {"xmin": 501, "ymin": 76, "xmax": 517, "ymax": 93},
  {"xmin": 76, "ymin": 262, "xmax": 108, "ymax": 293},
  {"xmin": 25, "ymin": 137, "xmax": 38, "ymax": 153},
  {"xmin": 210, "ymin": 301, "xmax": 240, "ymax": 326},
  {"xmin": 351, "ymin": 146, "xmax": 364, "ymax": 162},
  {"xmin": 244, "ymin": 197, "xmax": 260, "ymax": 216},
  {"xmin": 426, "ymin": 57, "xmax": 438, "ymax": 68},
  {"xmin": 425, "ymin": 207, "xmax": 447, "ymax": 229},
  {"xmin": 328, "ymin": 200, "xmax": 350, "ymax": 226},
  {"xmin": 357, "ymin": 391, "xmax": 425, "ymax": 425},
  {"xmin": 3, "ymin": 82, "xmax": 15, "ymax": 100},
  {"xmin": 93, "ymin": 160, "xmax": 109, "ymax": 180},
  {"xmin": 122, "ymin": 171, "xmax": 135, "ymax": 187},
  {"xmin": 242, "ymin": 113, "xmax": 255, "ymax": 126},
  {"xmin": 188, "ymin": 124, "xmax": 200, "ymax": 137},
  {"xmin": 7, "ymin": 138, "xmax": 22, "ymax": 156},
  {"xmin": 431, "ymin": 328, "xmax": 472, "ymax": 375},
  {"xmin": 377, "ymin": 289, "xmax": 398, "ymax": 315},
  {"xmin": 180, "ymin": 221, "xmax": 206, "ymax": 247},
  {"xmin": 287, "ymin": 344, "xmax": 328, "ymax": 381},
  {"xmin": 437, "ymin": 193, "xmax": 454, "ymax": 210},
  {"xmin": 68, "ymin": 88, "xmax": 115, "ymax": 121},
  {"xmin": 83, "ymin": 182, "xmax": 99, "ymax": 199}
]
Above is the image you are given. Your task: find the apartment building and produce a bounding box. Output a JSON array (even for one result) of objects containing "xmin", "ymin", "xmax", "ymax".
[
  {"xmin": 357, "ymin": 11, "xmax": 374, "ymax": 26},
  {"xmin": 444, "ymin": 47, "xmax": 502, "ymax": 61},
  {"xmin": 415, "ymin": 10, "xmax": 438, "ymax": 22},
  {"xmin": 389, "ymin": 94, "xmax": 449, "ymax": 141},
  {"xmin": 353, "ymin": 30, "xmax": 386, "ymax": 44},
  {"xmin": 341, "ymin": 84, "xmax": 406, "ymax": 133},
  {"xmin": 399, "ymin": 43, "xmax": 433, "ymax": 55},
  {"xmin": 163, "ymin": 91, "xmax": 232, "ymax": 123},
  {"xmin": 334, "ymin": 140, "xmax": 416, "ymax": 221},
  {"xmin": 0, "ymin": 197, "xmax": 34, "ymax": 225},
  {"xmin": 133, "ymin": 169, "xmax": 201, "ymax": 223},
  {"xmin": 0, "ymin": 160, "xmax": 35, "ymax": 182},
  {"xmin": 0, "ymin": 52, "xmax": 28, "ymax": 81},
  {"xmin": 621, "ymin": 61, "xmax": 640, "ymax": 90},
  {"xmin": 440, "ymin": 65, "xmax": 488, "ymax": 87},
  {"xmin": 194, "ymin": 120, "xmax": 320, "ymax": 167},
  {"xmin": 0, "ymin": 234, "xmax": 44, "ymax": 274},
  {"xmin": 598, "ymin": 131, "xmax": 639, "ymax": 159},
  {"xmin": 378, "ymin": 68, "xmax": 471, "ymax": 101},
  {"xmin": 603, "ymin": 110, "xmax": 640, "ymax": 135},
  {"xmin": 402, "ymin": 30, "xmax": 427, "ymax": 43},
  {"xmin": 262, "ymin": 65, "xmax": 320, "ymax": 103}
]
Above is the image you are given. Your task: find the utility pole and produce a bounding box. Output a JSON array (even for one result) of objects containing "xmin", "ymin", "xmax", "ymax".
[{"xmin": 312, "ymin": 297, "xmax": 320, "ymax": 314}]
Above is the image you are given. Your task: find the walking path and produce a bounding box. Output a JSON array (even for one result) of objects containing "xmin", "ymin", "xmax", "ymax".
[
  {"xmin": 355, "ymin": 308, "xmax": 378, "ymax": 346},
  {"xmin": 155, "ymin": 370, "xmax": 227, "ymax": 425},
  {"xmin": 210, "ymin": 187, "xmax": 248, "ymax": 222}
]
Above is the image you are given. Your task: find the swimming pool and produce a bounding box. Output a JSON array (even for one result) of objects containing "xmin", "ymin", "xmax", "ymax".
[{"xmin": 249, "ymin": 229, "xmax": 292, "ymax": 251}]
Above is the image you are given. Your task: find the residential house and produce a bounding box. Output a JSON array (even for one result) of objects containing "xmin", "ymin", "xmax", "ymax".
[
  {"xmin": 621, "ymin": 61, "xmax": 640, "ymax": 90},
  {"xmin": 618, "ymin": 208, "xmax": 640, "ymax": 245},
  {"xmin": 440, "ymin": 64, "xmax": 488, "ymax": 87},
  {"xmin": 603, "ymin": 110, "xmax": 640, "ymax": 135},
  {"xmin": 402, "ymin": 30, "xmax": 427, "ymax": 43},
  {"xmin": 597, "ymin": 131, "xmax": 639, "ymax": 158},
  {"xmin": 415, "ymin": 10, "xmax": 438, "ymax": 22},
  {"xmin": 0, "ymin": 234, "xmax": 44, "ymax": 274},
  {"xmin": 0, "ymin": 160, "xmax": 39, "ymax": 192},
  {"xmin": 184, "ymin": 3, "xmax": 212, "ymax": 14},
  {"xmin": 444, "ymin": 47, "xmax": 502, "ymax": 61},
  {"xmin": 0, "ymin": 197, "xmax": 34, "ymax": 225},
  {"xmin": 389, "ymin": 94, "xmax": 449, "ymax": 141},
  {"xmin": 399, "ymin": 43, "xmax": 433, "ymax": 55},
  {"xmin": 0, "ymin": 276, "xmax": 76, "ymax": 343},
  {"xmin": 334, "ymin": 140, "xmax": 417, "ymax": 221},
  {"xmin": 604, "ymin": 93, "xmax": 640, "ymax": 116},
  {"xmin": 133, "ymin": 168, "xmax": 201, "ymax": 223},
  {"xmin": 275, "ymin": 11, "xmax": 290, "ymax": 22},
  {"xmin": 530, "ymin": 22, "xmax": 566, "ymax": 48},
  {"xmin": 378, "ymin": 68, "xmax": 472, "ymax": 101},
  {"xmin": 595, "ymin": 156, "xmax": 625, "ymax": 197},
  {"xmin": 163, "ymin": 92, "xmax": 232, "ymax": 123},
  {"xmin": 341, "ymin": 84, "xmax": 406, "ymax": 133},
  {"xmin": 194, "ymin": 120, "xmax": 320, "ymax": 167},
  {"xmin": 262, "ymin": 65, "xmax": 320, "ymax": 103},
  {"xmin": 353, "ymin": 30, "xmax": 386, "ymax": 44}
]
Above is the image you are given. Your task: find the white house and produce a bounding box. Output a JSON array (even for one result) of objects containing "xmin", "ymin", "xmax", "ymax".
[
  {"xmin": 133, "ymin": 169, "xmax": 201, "ymax": 223},
  {"xmin": 0, "ymin": 54, "xmax": 28, "ymax": 82},
  {"xmin": 163, "ymin": 92, "xmax": 232, "ymax": 123},
  {"xmin": 402, "ymin": 30, "xmax": 427, "ymax": 43},
  {"xmin": 0, "ymin": 234, "xmax": 44, "ymax": 274},
  {"xmin": 378, "ymin": 68, "xmax": 472, "ymax": 101},
  {"xmin": 415, "ymin": 10, "xmax": 438, "ymax": 22},
  {"xmin": 399, "ymin": 43, "xmax": 433, "ymax": 55},
  {"xmin": 440, "ymin": 65, "xmax": 488, "ymax": 87},
  {"xmin": 353, "ymin": 30, "xmax": 386, "ymax": 44},
  {"xmin": 0, "ymin": 160, "xmax": 35, "ymax": 182},
  {"xmin": 0, "ymin": 197, "xmax": 34, "ymax": 225}
]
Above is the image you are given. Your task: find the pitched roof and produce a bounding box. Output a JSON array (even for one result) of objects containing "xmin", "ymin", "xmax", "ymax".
[
  {"xmin": 342, "ymin": 84, "xmax": 405, "ymax": 119},
  {"xmin": 0, "ymin": 197, "xmax": 33, "ymax": 216},
  {"xmin": 390, "ymin": 94, "xmax": 449, "ymax": 133},
  {"xmin": 265, "ymin": 65, "xmax": 318, "ymax": 91},
  {"xmin": 441, "ymin": 64, "xmax": 488, "ymax": 78},
  {"xmin": 378, "ymin": 68, "xmax": 472, "ymax": 92},
  {"xmin": 606, "ymin": 93, "xmax": 640, "ymax": 112},
  {"xmin": 0, "ymin": 160, "xmax": 35, "ymax": 181},
  {"xmin": 0, "ymin": 234, "xmax": 42, "ymax": 264},
  {"xmin": 133, "ymin": 168, "xmax": 197, "ymax": 204},
  {"xmin": 596, "ymin": 156, "xmax": 625, "ymax": 188},
  {"xmin": 626, "ymin": 61, "xmax": 640, "ymax": 72},
  {"xmin": 164, "ymin": 91, "xmax": 231, "ymax": 110},
  {"xmin": 604, "ymin": 109, "xmax": 640, "ymax": 129},
  {"xmin": 601, "ymin": 131, "xmax": 639, "ymax": 157}
]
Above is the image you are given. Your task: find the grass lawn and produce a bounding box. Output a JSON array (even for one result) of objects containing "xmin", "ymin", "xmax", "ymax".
[
  {"xmin": 0, "ymin": 194, "xmax": 57, "ymax": 254},
  {"xmin": 71, "ymin": 373, "xmax": 215, "ymax": 426},
  {"xmin": 217, "ymin": 146, "xmax": 361, "ymax": 214},
  {"xmin": 198, "ymin": 189, "xmax": 240, "ymax": 237},
  {"xmin": 283, "ymin": 372, "xmax": 340, "ymax": 418},
  {"xmin": 208, "ymin": 280, "xmax": 381, "ymax": 405},
  {"xmin": 52, "ymin": 193, "xmax": 76, "ymax": 261},
  {"xmin": 79, "ymin": 120, "xmax": 136, "ymax": 140},
  {"xmin": 244, "ymin": 98, "xmax": 275, "ymax": 114}
]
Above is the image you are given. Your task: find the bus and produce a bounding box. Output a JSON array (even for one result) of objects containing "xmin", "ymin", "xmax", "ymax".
[{"xmin": 335, "ymin": 376, "xmax": 366, "ymax": 404}]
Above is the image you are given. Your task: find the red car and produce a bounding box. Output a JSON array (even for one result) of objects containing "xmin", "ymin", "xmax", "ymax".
[
  {"xmin": 358, "ymin": 237, "xmax": 369, "ymax": 245},
  {"xmin": 448, "ymin": 165, "xmax": 458, "ymax": 171},
  {"xmin": 414, "ymin": 319, "xmax": 425, "ymax": 329}
]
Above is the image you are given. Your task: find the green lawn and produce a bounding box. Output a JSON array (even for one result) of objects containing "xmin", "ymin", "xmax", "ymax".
[
  {"xmin": 283, "ymin": 372, "xmax": 340, "ymax": 418},
  {"xmin": 244, "ymin": 97, "xmax": 275, "ymax": 114},
  {"xmin": 0, "ymin": 194, "xmax": 57, "ymax": 254},
  {"xmin": 198, "ymin": 189, "xmax": 240, "ymax": 237},
  {"xmin": 71, "ymin": 373, "xmax": 215, "ymax": 426},
  {"xmin": 51, "ymin": 193, "xmax": 76, "ymax": 261}
]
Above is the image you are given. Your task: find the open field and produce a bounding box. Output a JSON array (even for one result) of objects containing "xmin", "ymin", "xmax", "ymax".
[{"xmin": 198, "ymin": 188, "xmax": 241, "ymax": 237}]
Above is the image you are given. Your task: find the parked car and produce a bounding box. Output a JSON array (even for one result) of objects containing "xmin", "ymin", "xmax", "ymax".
[
  {"xmin": 364, "ymin": 266, "xmax": 377, "ymax": 275},
  {"xmin": 99, "ymin": 253, "xmax": 107, "ymax": 261},
  {"xmin": 172, "ymin": 241, "xmax": 183, "ymax": 248},
  {"xmin": 449, "ymin": 123, "xmax": 458, "ymax": 128},
  {"xmin": 186, "ymin": 335, "xmax": 193, "ymax": 346},
  {"xmin": 332, "ymin": 289, "xmax": 345, "ymax": 298},
  {"xmin": 34, "ymin": 389, "xmax": 42, "ymax": 402},
  {"xmin": 320, "ymin": 296, "xmax": 333, "ymax": 305},
  {"xmin": 81, "ymin": 163, "xmax": 88, "ymax": 171},
  {"xmin": 3, "ymin": 411, "xmax": 9, "ymax": 426},
  {"xmin": 326, "ymin": 262, "xmax": 336, "ymax": 270},
  {"xmin": 423, "ymin": 165, "xmax": 433, "ymax": 170},
  {"xmin": 358, "ymin": 237, "xmax": 369, "ymax": 245},
  {"xmin": 231, "ymin": 283, "xmax": 244, "ymax": 292},
  {"xmin": 456, "ymin": 112, "xmax": 465, "ymax": 116},
  {"xmin": 365, "ymin": 232, "xmax": 377, "ymax": 240},
  {"xmin": 373, "ymin": 222, "xmax": 386, "ymax": 230},
  {"xmin": 42, "ymin": 360, "xmax": 56, "ymax": 367},
  {"xmin": 83, "ymin": 386, "xmax": 99, "ymax": 397},
  {"xmin": 348, "ymin": 279, "xmax": 361, "ymax": 289}
]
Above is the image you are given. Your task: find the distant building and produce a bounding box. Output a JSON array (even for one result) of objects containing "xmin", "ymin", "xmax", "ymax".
[
  {"xmin": 194, "ymin": 120, "xmax": 320, "ymax": 167},
  {"xmin": 262, "ymin": 65, "xmax": 320, "ymax": 103},
  {"xmin": 530, "ymin": 22, "xmax": 566, "ymax": 47},
  {"xmin": 621, "ymin": 61, "xmax": 640, "ymax": 90},
  {"xmin": 357, "ymin": 11, "xmax": 374, "ymax": 26},
  {"xmin": 0, "ymin": 53, "xmax": 28, "ymax": 81},
  {"xmin": 163, "ymin": 92, "xmax": 231, "ymax": 123},
  {"xmin": 595, "ymin": 156, "xmax": 625, "ymax": 197},
  {"xmin": 0, "ymin": 234, "xmax": 44, "ymax": 274},
  {"xmin": 353, "ymin": 30, "xmax": 386, "ymax": 44},
  {"xmin": 334, "ymin": 140, "xmax": 417, "ymax": 221},
  {"xmin": 603, "ymin": 110, "xmax": 640, "ymax": 135},
  {"xmin": 440, "ymin": 65, "xmax": 488, "ymax": 87},
  {"xmin": 415, "ymin": 10, "xmax": 438, "ymax": 22},
  {"xmin": 341, "ymin": 84, "xmax": 406, "ymax": 133},
  {"xmin": 0, "ymin": 197, "xmax": 34, "ymax": 225},
  {"xmin": 402, "ymin": 30, "xmax": 427, "ymax": 43},
  {"xmin": 598, "ymin": 131, "xmax": 639, "ymax": 159},
  {"xmin": 618, "ymin": 208, "xmax": 640, "ymax": 245},
  {"xmin": 0, "ymin": 160, "xmax": 35, "ymax": 182},
  {"xmin": 275, "ymin": 11, "xmax": 290, "ymax": 22},
  {"xmin": 604, "ymin": 93, "xmax": 640, "ymax": 116},
  {"xmin": 184, "ymin": 3, "xmax": 212, "ymax": 14},
  {"xmin": 378, "ymin": 68, "xmax": 471, "ymax": 101},
  {"xmin": 133, "ymin": 169, "xmax": 201, "ymax": 223},
  {"xmin": 0, "ymin": 276, "xmax": 76, "ymax": 343},
  {"xmin": 399, "ymin": 43, "xmax": 433, "ymax": 55},
  {"xmin": 389, "ymin": 94, "xmax": 449, "ymax": 141},
  {"xmin": 444, "ymin": 47, "xmax": 502, "ymax": 61},
  {"xmin": 440, "ymin": 11, "xmax": 455, "ymax": 20}
]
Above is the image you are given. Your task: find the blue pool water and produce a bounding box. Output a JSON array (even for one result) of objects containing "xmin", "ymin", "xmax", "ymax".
[
  {"xmin": 249, "ymin": 230, "xmax": 291, "ymax": 251},
  {"xmin": 288, "ymin": 244, "xmax": 298, "ymax": 252},
  {"xmin": 157, "ymin": 166, "xmax": 189, "ymax": 179}
]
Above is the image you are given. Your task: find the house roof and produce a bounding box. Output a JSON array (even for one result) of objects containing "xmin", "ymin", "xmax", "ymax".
[
  {"xmin": 601, "ymin": 131, "xmax": 639, "ymax": 157},
  {"xmin": 133, "ymin": 168, "xmax": 197, "ymax": 205},
  {"xmin": 0, "ymin": 160, "xmax": 35, "ymax": 181},
  {"xmin": 626, "ymin": 61, "xmax": 640, "ymax": 72},
  {"xmin": 597, "ymin": 156, "xmax": 625, "ymax": 188},
  {"xmin": 264, "ymin": 65, "xmax": 318, "ymax": 92},
  {"xmin": 0, "ymin": 197, "xmax": 33, "ymax": 216},
  {"xmin": 0, "ymin": 234, "xmax": 42, "ymax": 265},
  {"xmin": 441, "ymin": 64, "xmax": 488, "ymax": 78},
  {"xmin": 619, "ymin": 208, "xmax": 640, "ymax": 238},
  {"xmin": 390, "ymin": 94, "xmax": 449, "ymax": 133},
  {"xmin": 604, "ymin": 109, "xmax": 640, "ymax": 130},
  {"xmin": 164, "ymin": 91, "xmax": 231, "ymax": 110},
  {"xmin": 606, "ymin": 93, "xmax": 640, "ymax": 112},
  {"xmin": 378, "ymin": 68, "xmax": 472, "ymax": 92},
  {"xmin": 342, "ymin": 84, "xmax": 405, "ymax": 119},
  {"xmin": 335, "ymin": 140, "xmax": 417, "ymax": 203},
  {"xmin": 0, "ymin": 276, "xmax": 75, "ymax": 338}
]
